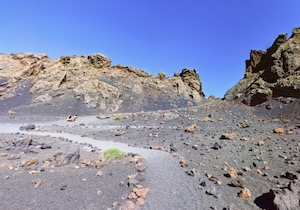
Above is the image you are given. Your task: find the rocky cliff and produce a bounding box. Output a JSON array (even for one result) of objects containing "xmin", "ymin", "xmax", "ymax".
[
  {"xmin": 225, "ymin": 28, "xmax": 300, "ymax": 106},
  {"xmin": 0, "ymin": 53, "xmax": 204, "ymax": 114}
]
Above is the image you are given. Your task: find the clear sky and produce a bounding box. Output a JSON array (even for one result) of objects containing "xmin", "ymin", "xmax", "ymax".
[{"xmin": 1, "ymin": 1, "xmax": 300, "ymax": 97}]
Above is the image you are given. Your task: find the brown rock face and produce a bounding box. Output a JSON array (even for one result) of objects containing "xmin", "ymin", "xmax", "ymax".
[
  {"xmin": 180, "ymin": 68, "xmax": 205, "ymax": 98},
  {"xmin": 225, "ymin": 27, "xmax": 300, "ymax": 106},
  {"xmin": 0, "ymin": 53, "xmax": 50, "ymax": 77},
  {"xmin": 0, "ymin": 53, "xmax": 205, "ymax": 113}
]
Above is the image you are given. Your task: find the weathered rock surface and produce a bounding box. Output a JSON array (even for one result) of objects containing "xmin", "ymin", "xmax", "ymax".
[
  {"xmin": 270, "ymin": 180, "xmax": 300, "ymax": 210},
  {"xmin": 0, "ymin": 53, "xmax": 204, "ymax": 113},
  {"xmin": 225, "ymin": 28, "xmax": 300, "ymax": 106},
  {"xmin": 19, "ymin": 124, "xmax": 35, "ymax": 131},
  {"xmin": 55, "ymin": 144, "xmax": 80, "ymax": 166}
]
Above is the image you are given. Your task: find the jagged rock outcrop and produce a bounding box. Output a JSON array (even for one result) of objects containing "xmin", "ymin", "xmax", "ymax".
[
  {"xmin": 0, "ymin": 53, "xmax": 51, "ymax": 77},
  {"xmin": 225, "ymin": 27, "xmax": 300, "ymax": 106},
  {"xmin": 0, "ymin": 53, "xmax": 204, "ymax": 113}
]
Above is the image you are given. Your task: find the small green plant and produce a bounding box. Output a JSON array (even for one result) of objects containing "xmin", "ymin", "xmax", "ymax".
[
  {"xmin": 103, "ymin": 148, "xmax": 125, "ymax": 162},
  {"xmin": 8, "ymin": 110, "xmax": 16, "ymax": 115},
  {"xmin": 114, "ymin": 115, "xmax": 121, "ymax": 121},
  {"xmin": 283, "ymin": 118, "xmax": 290, "ymax": 123},
  {"xmin": 273, "ymin": 118, "xmax": 280, "ymax": 122}
]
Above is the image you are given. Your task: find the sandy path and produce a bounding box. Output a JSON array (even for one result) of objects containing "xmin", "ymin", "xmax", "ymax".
[{"xmin": 0, "ymin": 123, "xmax": 202, "ymax": 210}]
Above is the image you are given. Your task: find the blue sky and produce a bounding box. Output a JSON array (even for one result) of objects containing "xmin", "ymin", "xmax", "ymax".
[{"xmin": 1, "ymin": 1, "xmax": 300, "ymax": 97}]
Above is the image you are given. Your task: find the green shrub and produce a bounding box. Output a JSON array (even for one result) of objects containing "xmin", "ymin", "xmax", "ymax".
[
  {"xmin": 283, "ymin": 118, "xmax": 290, "ymax": 123},
  {"xmin": 114, "ymin": 115, "xmax": 121, "ymax": 121},
  {"xmin": 273, "ymin": 118, "xmax": 280, "ymax": 122},
  {"xmin": 103, "ymin": 148, "xmax": 125, "ymax": 162}
]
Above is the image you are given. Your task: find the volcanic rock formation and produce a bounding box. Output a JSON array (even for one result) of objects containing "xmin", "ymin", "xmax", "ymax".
[
  {"xmin": 225, "ymin": 27, "xmax": 300, "ymax": 106},
  {"xmin": 0, "ymin": 53, "xmax": 204, "ymax": 113}
]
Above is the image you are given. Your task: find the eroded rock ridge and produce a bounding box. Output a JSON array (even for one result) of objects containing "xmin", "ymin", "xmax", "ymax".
[
  {"xmin": 225, "ymin": 27, "xmax": 300, "ymax": 105},
  {"xmin": 0, "ymin": 53, "xmax": 204, "ymax": 113}
]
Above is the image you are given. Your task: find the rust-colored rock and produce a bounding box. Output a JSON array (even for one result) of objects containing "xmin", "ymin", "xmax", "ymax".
[
  {"xmin": 185, "ymin": 124, "xmax": 197, "ymax": 133},
  {"xmin": 239, "ymin": 187, "xmax": 251, "ymax": 199},
  {"xmin": 133, "ymin": 187, "xmax": 149, "ymax": 199},
  {"xmin": 256, "ymin": 169, "xmax": 262, "ymax": 175},
  {"xmin": 228, "ymin": 167, "xmax": 237, "ymax": 178},
  {"xmin": 22, "ymin": 158, "xmax": 39, "ymax": 166},
  {"xmin": 257, "ymin": 140, "xmax": 265, "ymax": 146},
  {"xmin": 136, "ymin": 198, "xmax": 145, "ymax": 206},
  {"xmin": 119, "ymin": 200, "xmax": 140, "ymax": 210},
  {"xmin": 128, "ymin": 191, "xmax": 138, "ymax": 199},
  {"xmin": 274, "ymin": 128, "xmax": 284, "ymax": 134},
  {"xmin": 0, "ymin": 163, "xmax": 13, "ymax": 168},
  {"xmin": 240, "ymin": 137, "xmax": 250, "ymax": 141},
  {"xmin": 243, "ymin": 166, "xmax": 251, "ymax": 172},
  {"xmin": 88, "ymin": 160, "xmax": 105, "ymax": 168},
  {"xmin": 220, "ymin": 132, "xmax": 238, "ymax": 140}
]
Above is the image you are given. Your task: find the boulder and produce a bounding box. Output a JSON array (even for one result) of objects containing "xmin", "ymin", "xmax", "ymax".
[
  {"xmin": 270, "ymin": 180, "xmax": 300, "ymax": 210},
  {"xmin": 55, "ymin": 145, "xmax": 80, "ymax": 166},
  {"xmin": 180, "ymin": 68, "xmax": 205, "ymax": 97},
  {"xmin": 20, "ymin": 124, "xmax": 36, "ymax": 131},
  {"xmin": 87, "ymin": 53, "xmax": 111, "ymax": 68}
]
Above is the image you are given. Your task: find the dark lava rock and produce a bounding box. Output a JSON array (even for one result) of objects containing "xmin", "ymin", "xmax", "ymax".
[
  {"xmin": 186, "ymin": 168, "xmax": 197, "ymax": 177},
  {"xmin": 206, "ymin": 187, "xmax": 221, "ymax": 199},
  {"xmin": 64, "ymin": 145, "xmax": 80, "ymax": 164},
  {"xmin": 170, "ymin": 143, "xmax": 178, "ymax": 152},
  {"xmin": 266, "ymin": 104, "xmax": 273, "ymax": 110},
  {"xmin": 220, "ymin": 132, "xmax": 237, "ymax": 140},
  {"xmin": 135, "ymin": 173, "xmax": 146, "ymax": 182},
  {"xmin": 40, "ymin": 144, "xmax": 52, "ymax": 149},
  {"xmin": 276, "ymin": 96, "xmax": 296, "ymax": 104},
  {"xmin": 20, "ymin": 124, "xmax": 36, "ymax": 131},
  {"xmin": 7, "ymin": 154, "xmax": 21, "ymax": 160},
  {"xmin": 281, "ymin": 171, "xmax": 299, "ymax": 180},
  {"xmin": 199, "ymin": 178, "xmax": 206, "ymax": 187},
  {"xmin": 212, "ymin": 142, "xmax": 222, "ymax": 150},
  {"xmin": 271, "ymin": 180, "xmax": 300, "ymax": 210},
  {"xmin": 128, "ymin": 178, "xmax": 140, "ymax": 187},
  {"xmin": 229, "ymin": 179, "xmax": 244, "ymax": 188},
  {"xmin": 56, "ymin": 145, "xmax": 80, "ymax": 166},
  {"xmin": 223, "ymin": 204, "xmax": 241, "ymax": 210}
]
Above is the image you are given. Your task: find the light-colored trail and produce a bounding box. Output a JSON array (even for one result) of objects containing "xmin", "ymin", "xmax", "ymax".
[{"xmin": 0, "ymin": 123, "xmax": 203, "ymax": 210}]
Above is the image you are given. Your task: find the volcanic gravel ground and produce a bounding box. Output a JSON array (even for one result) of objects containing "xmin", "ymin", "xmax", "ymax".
[{"xmin": 0, "ymin": 99, "xmax": 299, "ymax": 209}]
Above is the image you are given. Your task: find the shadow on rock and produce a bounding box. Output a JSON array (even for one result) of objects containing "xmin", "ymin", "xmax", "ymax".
[{"xmin": 254, "ymin": 192, "xmax": 276, "ymax": 210}]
